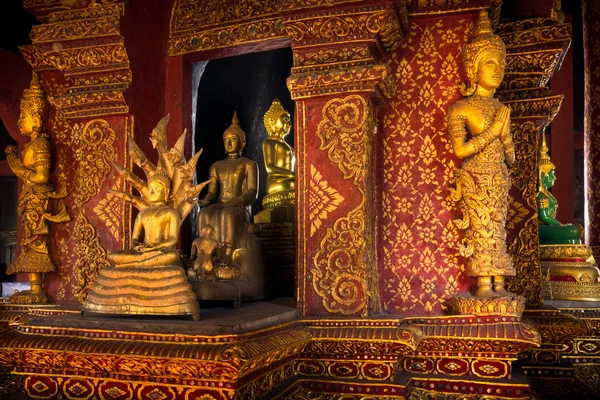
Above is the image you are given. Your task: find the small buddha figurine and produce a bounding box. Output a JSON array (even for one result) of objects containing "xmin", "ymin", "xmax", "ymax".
[
  {"xmin": 537, "ymin": 133, "xmax": 584, "ymax": 244},
  {"xmin": 447, "ymin": 10, "xmax": 516, "ymax": 298},
  {"xmin": 84, "ymin": 117, "xmax": 207, "ymax": 320},
  {"xmin": 4, "ymin": 73, "xmax": 70, "ymax": 304},
  {"xmin": 254, "ymin": 99, "xmax": 295, "ymax": 224},
  {"xmin": 197, "ymin": 112, "xmax": 259, "ymax": 265},
  {"xmin": 190, "ymin": 224, "xmax": 220, "ymax": 280}
]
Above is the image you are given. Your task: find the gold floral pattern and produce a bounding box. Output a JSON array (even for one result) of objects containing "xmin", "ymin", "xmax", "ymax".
[
  {"xmin": 379, "ymin": 16, "xmax": 475, "ymax": 314},
  {"xmin": 309, "ymin": 164, "xmax": 345, "ymax": 237}
]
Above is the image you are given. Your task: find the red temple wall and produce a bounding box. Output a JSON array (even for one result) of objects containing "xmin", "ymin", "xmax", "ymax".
[{"xmin": 377, "ymin": 13, "xmax": 476, "ymax": 315}]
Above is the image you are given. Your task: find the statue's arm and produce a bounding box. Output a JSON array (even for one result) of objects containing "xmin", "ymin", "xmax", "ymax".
[
  {"xmin": 537, "ymin": 193, "xmax": 561, "ymax": 225},
  {"xmin": 131, "ymin": 214, "xmax": 144, "ymax": 249},
  {"xmin": 6, "ymin": 143, "xmax": 51, "ymax": 184},
  {"xmin": 448, "ymin": 105, "xmax": 508, "ymax": 159},
  {"xmin": 199, "ymin": 164, "xmax": 218, "ymax": 206},
  {"xmin": 240, "ymin": 160, "xmax": 258, "ymax": 205},
  {"xmin": 263, "ymin": 140, "xmax": 294, "ymax": 177}
]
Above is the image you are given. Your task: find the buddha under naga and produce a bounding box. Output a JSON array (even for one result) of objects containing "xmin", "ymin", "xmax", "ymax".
[
  {"xmin": 194, "ymin": 113, "xmax": 264, "ymax": 303},
  {"xmin": 447, "ymin": 10, "xmax": 516, "ymax": 299},
  {"xmin": 84, "ymin": 116, "xmax": 207, "ymax": 320},
  {"xmin": 254, "ymin": 99, "xmax": 295, "ymax": 224},
  {"xmin": 537, "ymin": 134, "xmax": 600, "ymax": 300},
  {"xmin": 4, "ymin": 73, "xmax": 70, "ymax": 304}
]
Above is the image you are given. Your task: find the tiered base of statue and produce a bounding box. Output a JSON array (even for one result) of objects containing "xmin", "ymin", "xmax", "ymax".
[
  {"xmin": 84, "ymin": 265, "xmax": 200, "ymax": 320},
  {"xmin": 541, "ymin": 244, "xmax": 600, "ymax": 301},
  {"xmin": 253, "ymin": 191, "xmax": 295, "ymax": 224}
]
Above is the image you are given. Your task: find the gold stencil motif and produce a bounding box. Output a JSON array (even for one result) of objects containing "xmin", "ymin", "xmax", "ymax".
[
  {"xmin": 93, "ymin": 182, "xmax": 123, "ymax": 241},
  {"xmin": 380, "ymin": 18, "xmax": 472, "ymax": 313},
  {"xmin": 309, "ymin": 164, "xmax": 344, "ymax": 237}
]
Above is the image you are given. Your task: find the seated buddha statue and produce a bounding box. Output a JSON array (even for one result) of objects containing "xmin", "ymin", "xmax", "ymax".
[
  {"xmin": 84, "ymin": 117, "xmax": 207, "ymax": 320},
  {"xmin": 254, "ymin": 99, "xmax": 295, "ymax": 224},
  {"xmin": 197, "ymin": 112, "xmax": 258, "ymax": 265},
  {"xmin": 537, "ymin": 133, "xmax": 584, "ymax": 245},
  {"xmin": 194, "ymin": 112, "xmax": 264, "ymax": 304}
]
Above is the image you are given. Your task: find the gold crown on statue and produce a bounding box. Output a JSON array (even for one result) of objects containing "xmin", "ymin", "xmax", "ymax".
[
  {"xmin": 149, "ymin": 169, "xmax": 172, "ymax": 198},
  {"xmin": 263, "ymin": 99, "xmax": 290, "ymax": 133},
  {"xmin": 538, "ymin": 132, "xmax": 555, "ymax": 176},
  {"xmin": 21, "ymin": 73, "xmax": 48, "ymax": 118},
  {"xmin": 460, "ymin": 10, "xmax": 506, "ymax": 96},
  {"xmin": 224, "ymin": 111, "xmax": 246, "ymax": 146}
]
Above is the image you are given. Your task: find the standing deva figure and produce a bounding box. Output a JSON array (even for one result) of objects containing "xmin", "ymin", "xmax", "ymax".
[
  {"xmin": 447, "ymin": 10, "xmax": 516, "ymax": 298},
  {"xmin": 4, "ymin": 73, "xmax": 70, "ymax": 304}
]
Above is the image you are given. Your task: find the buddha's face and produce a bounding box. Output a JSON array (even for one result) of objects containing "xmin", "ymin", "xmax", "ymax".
[
  {"xmin": 224, "ymin": 132, "xmax": 242, "ymax": 154},
  {"xmin": 17, "ymin": 110, "xmax": 36, "ymax": 136},
  {"xmin": 148, "ymin": 181, "xmax": 168, "ymax": 203},
  {"xmin": 477, "ymin": 56, "xmax": 505, "ymax": 91},
  {"xmin": 201, "ymin": 225, "xmax": 214, "ymax": 238},
  {"xmin": 271, "ymin": 114, "xmax": 291, "ymax": 138},
  {"xmin": 542, "ymin": 169, "xmax": 557, "ymax": 188}
]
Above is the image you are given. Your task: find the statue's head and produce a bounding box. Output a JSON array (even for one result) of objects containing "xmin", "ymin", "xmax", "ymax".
[
  {"xmin": 223, "ymin": 112, "xmax": 245, "ymax": 154},
  {"xmin": 264, "ymin": 99, "xmax": 291, "ymax": 139},
  {"xmin": 150, "ymin": 115, "xmax": 170, "ymax": 150},
  {"xmin": 538, "ymin": 132, "xmax": 556, "ymax": 189},
  {"xmin": 460, "ymin": 10, "xmax": 506, "ymax": 97},
  {"xmin": 200, "ymin": 224, "xmax": 214, "ymax": 238},
  {"xmin": 148, "ymin": 169, "xmax": 171, "ymax": 203},
  {"xmin": 18, "ymin": 73, "xmax": 48, "ymax": 137}
]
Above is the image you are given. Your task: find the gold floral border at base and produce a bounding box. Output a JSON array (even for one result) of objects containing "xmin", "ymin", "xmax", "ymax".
[{"xmin": 543, "ymin": 281, "xmax": 600, "ymax": 302}]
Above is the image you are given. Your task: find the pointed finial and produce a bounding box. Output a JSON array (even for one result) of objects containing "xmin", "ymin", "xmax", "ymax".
[
  {"xmin": 538, "ymin": 132, "xmax": 555, "ymax": 175},
  {"xmin": 474, "ymin": 10, "xmax": 494, "ymax": 39}
]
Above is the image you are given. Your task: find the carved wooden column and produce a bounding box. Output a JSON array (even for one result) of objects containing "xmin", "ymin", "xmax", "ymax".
[
  {"xmin": 496, "ymin": 17, "xmax": 571, "ymax": 306},
  {"xmin": 280, "ymin": 0, "xmax": 407, "ymax": 318},
  {"xmin": 583, "ymin": 0, "xmax": 600, "ymax": 259},
  {"xmin": 19, "ymin": 1, "xmax": 132, "ymax": 303}
]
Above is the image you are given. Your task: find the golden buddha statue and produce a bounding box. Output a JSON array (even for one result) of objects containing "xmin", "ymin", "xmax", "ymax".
[
  {"xmin": 254, "ymin": 99, "xmax": 296, "ymax": 224},
  {"xmin": 84, "ymin": 117, "xmax": 207, "ymax": 320},
  {"xmin": 194, "ymin": 112, "xmax": 265, "ymax": 304},
  {"xmin": 198, "ymin": 112, "xmax": 259, "ymax": 265},
  {"xmin": 448, "ymin": 10, "xmax": 516, "ymax": 299},
  {"xmin": 4, "ymin": 73, "xmax": 70, "ymax": 304}
]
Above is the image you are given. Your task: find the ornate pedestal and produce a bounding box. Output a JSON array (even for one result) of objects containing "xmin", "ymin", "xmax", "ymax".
[
  {"xmin": 541, "ymin": 244, "xmax": 600, "ymax": 301},
  {"xmin": 256, "ymin": 222, "xmax": 295, "ymax": 299}
]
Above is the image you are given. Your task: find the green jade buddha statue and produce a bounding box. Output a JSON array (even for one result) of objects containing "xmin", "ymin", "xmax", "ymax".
[{"xmin": 537, "ymin": 133, "xmax": 584, "ymax": 245}]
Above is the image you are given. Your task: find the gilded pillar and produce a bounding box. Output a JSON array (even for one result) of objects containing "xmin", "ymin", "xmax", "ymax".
[
  {"xmin": 281, "ymin": 0, "xmax": 408, "ymax": 317},
  {"xmin": 496, "ymin": 16, "xmax": 571, "ymax": 306},
  {"xmin": 583, "ymin": 0, "xmax": 600, "ymax": 259},
  {"xmin": 19, "ymin": 1, "xmax": 133, "ymax": 303}
]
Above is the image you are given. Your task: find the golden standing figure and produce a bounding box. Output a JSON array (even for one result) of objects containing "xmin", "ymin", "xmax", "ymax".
[
  {"xmin": 197, "ymin": 112, "xmax": 259, "ymax": 266},
  {"xmin": 84, "ymin": 117, "xmax": 208, "ymax": 320},
  {"xmin": 447, "ymin": 10, "xmax": 516, "ymax": 298},
  {"xmin": 254, "ymin": 99, "xmax": 296, "ymax": 224},
  {"xmin": 4, "ymin": 73, "xmax": 70, "ymax": 304}
]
